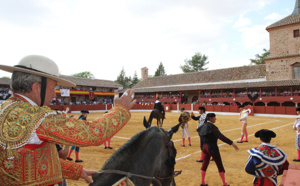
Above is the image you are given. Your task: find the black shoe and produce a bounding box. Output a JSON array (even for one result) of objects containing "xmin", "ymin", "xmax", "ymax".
[
  {"xmin": 107, "ymin": 147, "xmax": 113, "ymax": 149},
  {"xmin": 243, "ymin": 141, "xmax": 248, "ymax": 142},
  {"xmin": 200, "ymin": 184, "xmax": 208, "ymax": 186},
  {"xmin": 196, "ymin": 159, "xmax": 203, "ymax": 163},
  {"xmin": 75, "ymin": 160, "xmax": 83, "ymax": 163},
  {"xmin": 293, "ymin": 159, "xmax": 300, "ymax": 162},
  {"xmin": 104, "ymin": 147, "xmax": 108, "ymax": 149},
  {"xmin": 66, "ymin": 157, "xmax": 73, "ymax": 161},
  {"xmin": 189, "ymin": 144, "xmax": 191, "ymax": 146},
  {"xmin": 237, "ymin": 141, "xmax": 243, "ymax": 143},
  {"xmin": 180, "ymin": 145, "xmax": 185, "ymax": 147}
]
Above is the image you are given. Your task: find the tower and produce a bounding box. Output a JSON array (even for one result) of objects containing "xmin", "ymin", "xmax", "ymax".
[
  {"xmin": 141, "ymin": 67, "xmax": 148, "ymax": 81},
  {"xmin": 265, "ymin": 0, "xmax": 300, "ymax": 80}
]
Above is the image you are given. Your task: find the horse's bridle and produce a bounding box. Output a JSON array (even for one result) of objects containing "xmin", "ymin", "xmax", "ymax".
[
  {"xmin": 94, "ymin": 128, "xmax": 182, "ymax": 186},
  {"xmin": 155, "ymin": 129, "xmax": 180, "ymax": 185},
  {"xmin": 95, "ymin": 169, "xmax": 182, "ymax": 186}
]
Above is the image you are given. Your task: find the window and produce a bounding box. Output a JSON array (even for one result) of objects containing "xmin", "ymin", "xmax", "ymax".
[
  {"xmin": 294, "ymin": 29, "xmax": 300, "ymax": 38},
  {"xmin": 294, "ymin": 66, "xmax": 300, "ymax": 78}
]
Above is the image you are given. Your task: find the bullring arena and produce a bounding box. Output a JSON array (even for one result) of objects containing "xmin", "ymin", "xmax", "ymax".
[{"xmin": 66, "ymin": 111, "xmax": 296, "ymax": 186}]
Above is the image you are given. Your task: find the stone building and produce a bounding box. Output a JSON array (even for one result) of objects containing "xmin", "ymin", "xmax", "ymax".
[{"xmin": 265, "ymin": 0, "xmax": 300, "ymax": 81}]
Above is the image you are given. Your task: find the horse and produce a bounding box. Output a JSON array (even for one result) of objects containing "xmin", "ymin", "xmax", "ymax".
[
  {"xmin": 90, "ymin": 119, "xmax": 181, "ymax": 186},
  {"xmin": 148, "ymin": 109, "xmax": 165, "ymax": 127}
]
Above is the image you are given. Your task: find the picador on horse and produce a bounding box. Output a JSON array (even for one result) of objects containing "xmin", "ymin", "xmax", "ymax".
[{"xmin": 154, "ymin": 95, "xmax": 166, "ymax": 119}]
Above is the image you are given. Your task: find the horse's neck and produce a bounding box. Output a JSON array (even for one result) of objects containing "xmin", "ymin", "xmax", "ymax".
[{"xmin": 98, "ymin": 130, "xmax": 167, "ymax": 185}]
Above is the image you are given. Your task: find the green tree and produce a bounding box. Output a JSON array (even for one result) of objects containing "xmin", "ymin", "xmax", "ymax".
[
  {"xmin": 72, "ymin": 71, "xmax": 94, "ymax": 79},
  {"xmin": 115, "ymin": 67, "xmax": 131, "ymax": 89},
  {"xmin": 115, "ymin": 68, "xmax": 140, "ymax": 89},
  {"xmin": 131, "ymin": 71, "xmax": 140, "ymax": 87},
  {"xmin": 180, "ymin": 52, "xmax": 209, "ymax": 73},
  {"xmin": 250, "ymin": 48, "xmax": 270, "ymax": 65},
  {"xmin": 154, "ymin": 62, "xmax": 166, "ymax": 76},
  {"xmin": 1, "ymin": 76, "xmax": 10, "ymax": 79}
]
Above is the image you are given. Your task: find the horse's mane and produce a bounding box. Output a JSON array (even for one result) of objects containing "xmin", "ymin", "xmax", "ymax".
[
  {"xmin": 92, "ymin": 126, "xmax": 177, "ymax": 186},
  {"xmin": 102, "ymin": 127, "xmax": 166, "ymax": 169}
]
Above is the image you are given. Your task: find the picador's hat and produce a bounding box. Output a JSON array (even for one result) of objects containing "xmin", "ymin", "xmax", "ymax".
[
  {"xmin": 254, "ymin": 129, "xmax": 276, "ymax": 138},
  {"xmin": 0, "ymin": 55, "xmax": 75, "ymax": 106},
  {"xmin": 0, "ymin": 55, "xmax": 75, "ymax": 87},
  {"xmin": 296, "ymin": 108, "xmax": 300, "ymax": 112}
]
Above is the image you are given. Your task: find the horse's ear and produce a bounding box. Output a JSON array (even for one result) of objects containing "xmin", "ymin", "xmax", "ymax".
[
  {"xmin": 171, "ymin": 122, "xmax": 181, "ymax": 133},
  {"xmin": 143, "ymin": 116, "xmax": 151, "ymax": 128},
  {"xmin": 167, "ymin": 122, "xmax": 181, "ymax": 139}
]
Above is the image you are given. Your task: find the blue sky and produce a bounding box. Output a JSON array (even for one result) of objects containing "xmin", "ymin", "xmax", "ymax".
[{"xmin": 0, "ymin": 0, "xmax": 297, "ymax": 81}]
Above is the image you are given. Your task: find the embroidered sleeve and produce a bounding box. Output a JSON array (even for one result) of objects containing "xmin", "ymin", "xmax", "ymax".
[
  {"xmin": 245, "ymin": 156, "xmax": 257, "ymax": 175},
  {"xmin": 36, "ymin": 104, "xmax": 131, "ymax": 146},
  {"xmin": 240, "ymin": 112, "xmax": 249, "ymax": 120},
  {"xmin": 60, "ymin": 159, "xmax": 83, "ymax": 180}
]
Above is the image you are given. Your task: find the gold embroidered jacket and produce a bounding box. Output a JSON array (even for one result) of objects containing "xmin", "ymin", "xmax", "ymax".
[
  {"xmin": 0, "ymin": 95, "xmax": 131, "ymax": 185},
  {"xmin": 240, "ymin": 109, "xmax": 249, "ymax": 124}
]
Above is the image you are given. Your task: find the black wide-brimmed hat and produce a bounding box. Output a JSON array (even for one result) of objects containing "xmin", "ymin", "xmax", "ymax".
[
  {"xmin": 238, "ymin": 105, "xmax": 244, "ymax": 108},
  {"xmin": 255, "ymin": 129, "xmax": 276, "ymax": 138},
  {"xmin": 296, "ymin": 108, "xmax": 300, "ymax": 111},
  {"xmin": 81, "ymin": 110, "xmax": 89, "ymax": 114}
]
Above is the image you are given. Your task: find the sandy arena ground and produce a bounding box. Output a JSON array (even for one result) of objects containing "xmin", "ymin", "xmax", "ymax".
[{"xmin": 66, "ymin": 112, "xmax": 297, "ymax": 186}]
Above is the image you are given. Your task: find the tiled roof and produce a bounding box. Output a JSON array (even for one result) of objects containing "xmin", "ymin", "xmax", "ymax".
[
  {"xmin": 0, "ymin": 78, "xmax": 11, "ymax": 85},
  {"xmin": 133, "ymin": 65, "xmax": 266, "ymax": 92},
  {"xmin": 60, "ymin": 75, "xmax": 122, "ymax": 88},
  {"xmin": 132, "ymin": 79, "xmax": 300, "ymax": 93},
  {"xmin": 266, "ymin": 14, "xmax": 300, "ymax": 30}
]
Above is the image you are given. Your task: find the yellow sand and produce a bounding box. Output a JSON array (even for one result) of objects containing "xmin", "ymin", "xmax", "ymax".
[{"xmin": 66, "ymin": 112, "xmax": 296, "ymax": 186}]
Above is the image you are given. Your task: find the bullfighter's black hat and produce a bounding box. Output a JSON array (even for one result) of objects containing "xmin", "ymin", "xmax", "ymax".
[
  {"xmin": 81, "ymin": 110, "xmax": 89, "ymax": 114},
  {"xmin": 254, "ymin": 129, "xmax": 276, "ymax": 138}
]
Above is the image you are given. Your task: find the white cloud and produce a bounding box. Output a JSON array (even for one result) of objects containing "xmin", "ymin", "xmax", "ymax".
[
  {"xmin": 241, "ymin": 24, "xmax": 269, "ymax": 49},
  {"xmin": 0, "ymin": 0, "xmax": 288, "ymax": 80},
  {"xmin": 233, "ymin": 15, "xmax": 252, "ymax": 29},
  {"xmin": 264, "ymin": 12, "xmax": 282, "ymax": 21},
  {"xmin": 220, "ymin": 43, "xmax": 229, "ymax": 53}
]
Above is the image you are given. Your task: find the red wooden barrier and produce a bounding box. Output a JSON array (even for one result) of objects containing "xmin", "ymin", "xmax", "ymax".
[
  {"xmin": 213, "ymin": 105, "xmax": 222, "ymax": 112},
  {"xmin": 163, "ymin": 104, "xmax": 171, "ymax": 112},
  {"xmin": 229, "ymin": 106, "xmax": 238, "ymax": 112},
  {"xmin": 206, "ymin": 105, "xmax": 214, "ymax": 111},
  {"xmin": 254, "ymin": 106, "xmax": 265, "ymax": 114},
  {"xmin": 49, "ymin": 104, "xmax": 298, "ymax": 116},
  {"xmin": 222, "ymin": 105, "xmax": 230, "ymax": 112},
  {"xmin": 132, "ymin": 104, "xmax": 153, "ymax": 110},
  {"xmin": 265, "ymin": 106, "xmax": 275, "ymax": 114},
  {"xmin": 170, "ymin": 104, "xmax": 178, "ymax": 111},
  {"xmin": 275, "ymin": 107, "xmax": 286, "ymax": 114},
  {"xmin": 286, "ymin": 107, "xmax": 297, "ymax": 115}
]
